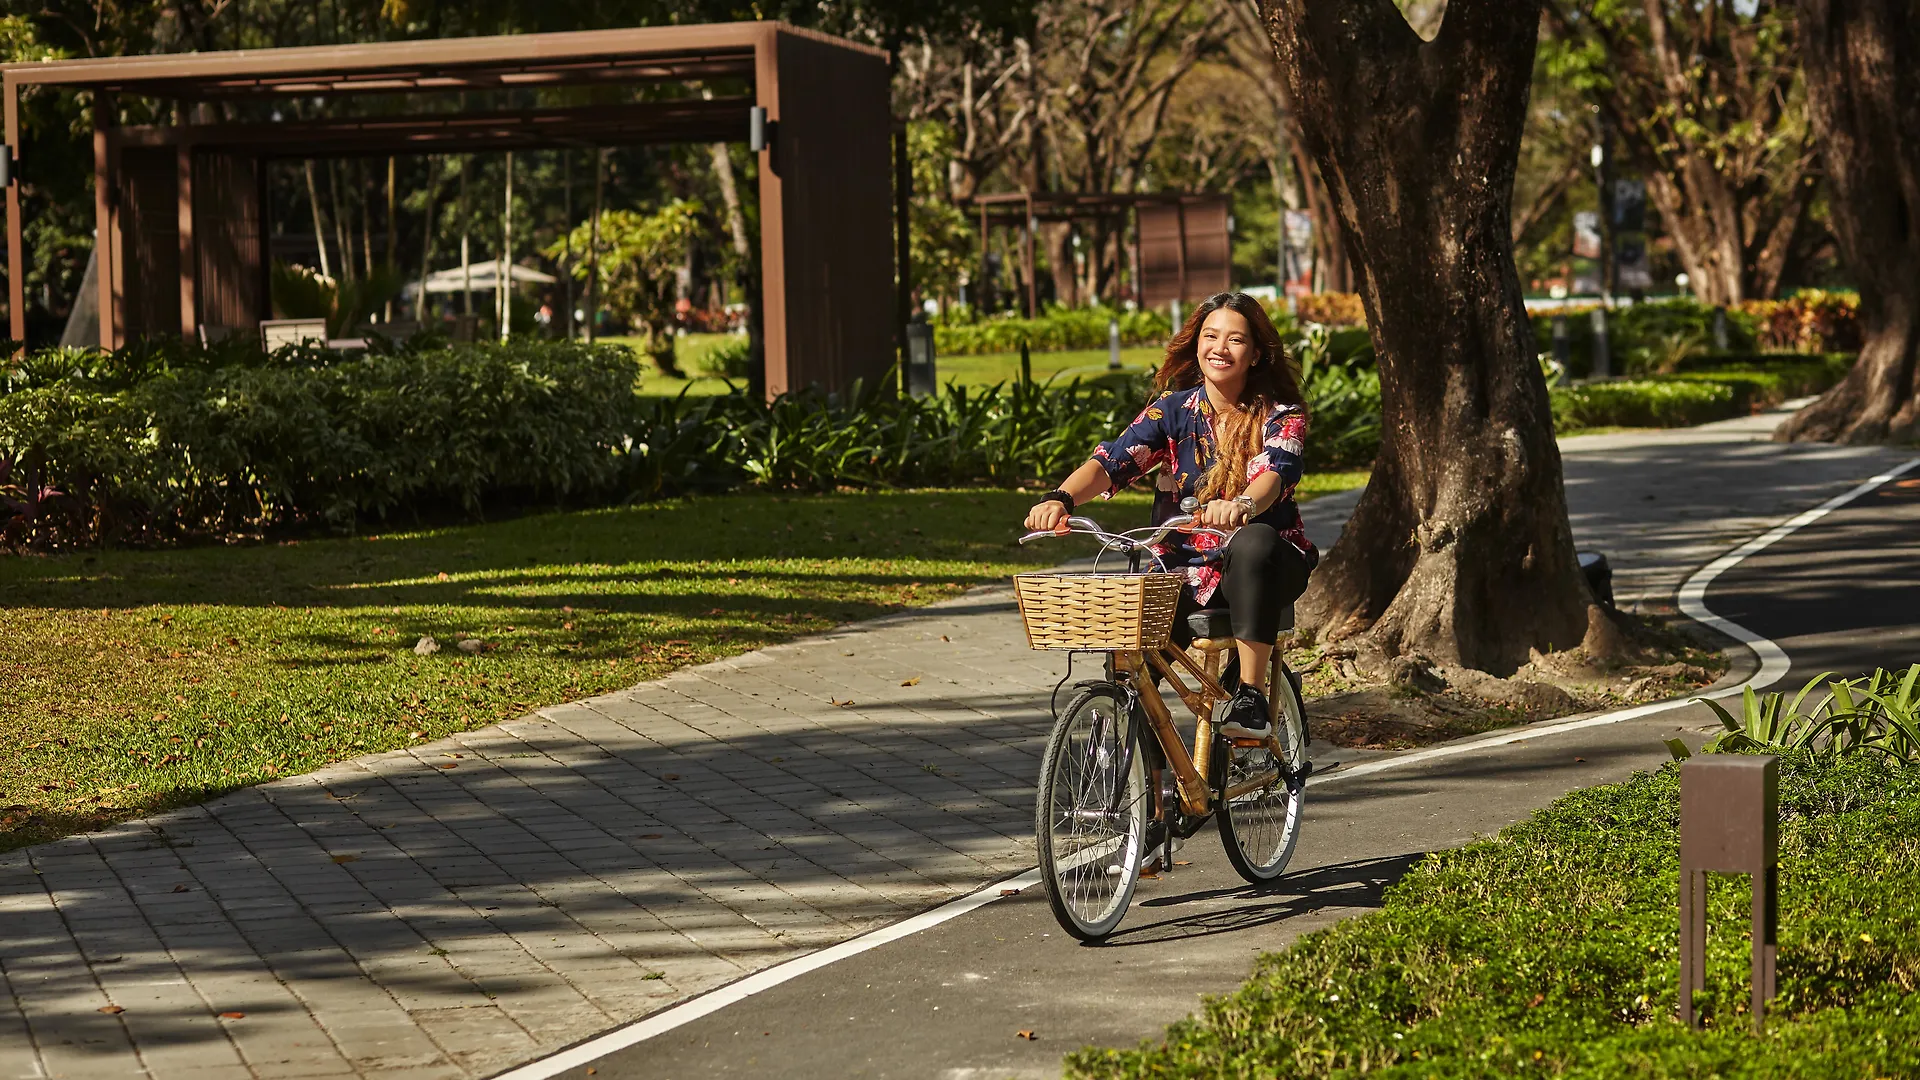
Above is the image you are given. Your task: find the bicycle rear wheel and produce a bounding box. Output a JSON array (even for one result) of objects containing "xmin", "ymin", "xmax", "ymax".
[
  {"xmin": 1216, "ymin": 656, "xmax": 1307, "ymax": 883},
  {"xmin": 1035, "ymin": 684, "xmax": 1149, "ymax": 941}
]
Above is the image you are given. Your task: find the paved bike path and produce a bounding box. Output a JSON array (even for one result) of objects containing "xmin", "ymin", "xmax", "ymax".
[
  {"xmin": 583, "ymin": 445, "xmax": 1920, "ymax": 1079},
  {"xmin": 0, "ymin": 409, "xmax": 1908, "ymax": 1080}
]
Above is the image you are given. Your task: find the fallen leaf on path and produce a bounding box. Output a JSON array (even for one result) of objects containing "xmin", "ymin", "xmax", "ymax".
[
  {"xmin": 940, "ymin": 635, "xmax": 950, "ymax": 642},
  {"xmin": 901, "ymin": 677, "xmax": 921, "ymax": 687},
  {"xmin": 436, "ymin": 764, "xmax": 457, "ymax": 770},
  {"xmin": 332, "ymin": 855, "xmax": 358, "ymax": 864},
  {"xmin": 831, "ymin": 699, "xmax": 855, "ymax": 707},
  {"xmin": 1017, "ymin": 1030, "xmax": 1037, "ymax": 1041},
  {"xmin": 1174, "ymin": 861, "xmax": 1191, "ymax": 866},
  {"xmin": 1574, "ymin": 757, "xmax": 1586, "ymax": 762},
  {"xmin": 97, "ymin": 1005, "xmax": 124, "ymax": 1015},
  {"xmin": 999, "ymin": 888, "xmax": 1021, "ymax": 897},
  {"xmin": 640, "ymin": 834, "xmax": 663, "ymax": 839},
  {"xmin": 219, "ymin": 1011, "xmax": 246, "ymax": 1020},
  {"xmin": 171, "ymin": 884, "xmax": 190, "ymax": 893}
]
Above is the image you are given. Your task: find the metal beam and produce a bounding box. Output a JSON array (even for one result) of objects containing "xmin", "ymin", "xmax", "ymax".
[{"xmin": 109, "ymin": 98, "xmax": 754, "ymax": 158}]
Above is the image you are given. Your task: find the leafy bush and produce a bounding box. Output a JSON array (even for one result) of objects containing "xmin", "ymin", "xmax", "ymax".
[
  {"xmin": 1291, "ymin": 292, "xmax": 1367, "ymax": 328},
  {"xmin": 1067, "ymin": 750, "xmax": 1920, "ymax": 1079},
  {"xmin": 1550, "ymin": 379, "xmax": 1742, "ymax": 430},
  {"xmin": 1547, "ymin": 354, "xmax": 1856, "ymax": 433},
  {"xmin": 1, "ymin": 333, "xmax": 1382, "ymax": 549},
  {"xmin": 934, "ymin": 304, "xmax": 1174, "ymax": 355},
  {"xmin": 698, "ymin": 335, "xmax": 754, "ymax": 379},
  {"xmin": 1687, "ymin": 665, "xmax": 1920, "ymax": 764},
  {"xmin": 1737, "ymin": 290, "xmax": 1862, "ymax": 354},
  {"xmin": 2, "ymin": 338, "xmax": 640, "ymax": 548}
]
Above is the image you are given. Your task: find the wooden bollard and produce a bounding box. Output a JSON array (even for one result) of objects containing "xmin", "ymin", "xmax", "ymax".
[{"xmin": 1679, "ymin": 754, "xmax": 1778, "ymax": 1032}]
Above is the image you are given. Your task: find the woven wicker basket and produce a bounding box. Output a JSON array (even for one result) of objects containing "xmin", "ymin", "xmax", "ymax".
[{"xmin": 1013, "ymin": 571, "xmax": 1184, "ymax": 651}]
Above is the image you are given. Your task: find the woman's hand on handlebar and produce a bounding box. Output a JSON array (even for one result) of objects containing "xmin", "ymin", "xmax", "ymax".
[
  {"xmin": 1024, "ymin": 499, "xmax": 1071, "ymax": 533},
  {"xmin": 1195, "ymin": 498, "xmax": 1252, "ymax": 529}
]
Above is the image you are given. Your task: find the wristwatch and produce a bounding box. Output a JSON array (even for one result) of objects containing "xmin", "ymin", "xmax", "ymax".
[{"xmin": 1232, "ymin": 495, "xmax": 1258, "ymax": 518}]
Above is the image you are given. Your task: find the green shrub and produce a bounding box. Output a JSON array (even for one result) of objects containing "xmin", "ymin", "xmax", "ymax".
[
  {"xmin": 1067, "ymin": 750, "xmax": 1920, "ymax": 1079},
  {"xmin": 934, "ymin": 304, "xmax": 1174, "ymax": 355},
  {"xmin": 698, "ymin": 335, "xmax": 754, "ymax": 379},
  {"xmin": 1550, "ymin": 379, "xmax": 1742, "ymax": 430},
  {"xmin": 1, "ymin": 334, "xmax": 1381, "ymax": 549},
  {"xmin": 2, "ymin": 338, "xmax": 640, "ymax": 547}
]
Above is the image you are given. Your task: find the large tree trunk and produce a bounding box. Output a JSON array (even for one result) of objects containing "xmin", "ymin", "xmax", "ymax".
[
  {"xmin": 1776, "ymin": 0, "xmax": 1920, "ymax": 444},
  {"xmin": 1260, "ymin": 0, "xmax": 1594, "ymax": 675}
]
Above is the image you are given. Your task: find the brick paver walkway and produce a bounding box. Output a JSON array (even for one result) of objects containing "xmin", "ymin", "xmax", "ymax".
[{"xmin": 3, "ymin": 406, "xmax": 1909, "ymax": 1079}]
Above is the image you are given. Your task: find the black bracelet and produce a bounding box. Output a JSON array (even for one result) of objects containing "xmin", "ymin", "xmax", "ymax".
[{"xmin": 1039, "ymin": 489, "xmax": 1075, "ymax": 511}]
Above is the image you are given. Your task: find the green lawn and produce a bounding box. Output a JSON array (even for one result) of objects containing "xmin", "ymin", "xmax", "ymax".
[
  {"xmin": 1068, "ymin": 750, "xmax": 1920, "ymax": 1078},
  {"xmin": 0, "ymin": 474, "xmax": 1365, "ymax": 852},
  {"xmin": 616, "ymin": 334, "xmax": 1167, "ymax": 398}
]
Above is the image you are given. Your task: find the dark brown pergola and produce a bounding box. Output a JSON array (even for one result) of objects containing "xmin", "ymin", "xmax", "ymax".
[
  {"xmin": 967, "ymin": 191, "xmax": 1232, "ymax": 315},
  {"xmin": 2, "ymin": 22, "xmax": 895, "ymax": 395}
]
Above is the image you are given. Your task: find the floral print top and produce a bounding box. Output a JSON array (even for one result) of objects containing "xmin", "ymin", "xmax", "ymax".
[{"xmin": 1091, "ymin": 386, "xmax": 1316, "ymax": 604}]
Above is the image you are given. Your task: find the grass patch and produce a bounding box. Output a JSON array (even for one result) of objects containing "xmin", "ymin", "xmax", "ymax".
[
  {"xmin": 623, "ymin": 339, "xmax": 1169, "ymax": 398},
  {"xmin": 0, "ymin": 474, "xmax": 1368, "ymax": 852},
  {"xmin": 1066, "ymin": 751, "xmax": 1920, "ymax": 1078}
]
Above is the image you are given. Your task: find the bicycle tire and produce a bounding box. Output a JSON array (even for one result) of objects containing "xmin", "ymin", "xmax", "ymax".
[
  {"xmin": 1035, "ymin": 683, "xmax": 1149, "ymax": 941},
  {"xmin": 1216, "ymin": 655, "xmax": 1307, "ymax": 883}
]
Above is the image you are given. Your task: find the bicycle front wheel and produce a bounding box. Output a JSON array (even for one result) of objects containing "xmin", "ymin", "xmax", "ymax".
[
  {"xmin": 1035, "ymin": 684, "xmax": 1149, "ymax": 941},
  {"xmin": 1217, "ymin": 656, "xmax": 1308, "ymax": 883}
]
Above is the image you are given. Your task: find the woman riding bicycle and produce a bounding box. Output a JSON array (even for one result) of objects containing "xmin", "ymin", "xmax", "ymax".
[{"xmin": 1022, "ymin": 291, "xmax": 1315, "ymax": 741}]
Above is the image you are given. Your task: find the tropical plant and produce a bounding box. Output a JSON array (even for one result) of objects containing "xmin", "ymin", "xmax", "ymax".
[
  {"xmin": 548, "ymin": 203, "xmax": 704, "ymax": 375},
  {"xmin": 1672, "ymin": 664, "xmax": 1920, "ymax": 766}
]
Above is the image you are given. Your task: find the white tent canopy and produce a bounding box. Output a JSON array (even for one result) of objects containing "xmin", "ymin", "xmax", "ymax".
[{"xmin": 405, "ymin": 263, "xmax": 558, "ymax": 296}]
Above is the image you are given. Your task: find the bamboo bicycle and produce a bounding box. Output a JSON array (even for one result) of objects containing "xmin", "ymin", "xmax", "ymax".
[{"xmin": 1013, "ymin": 506, "xmax": 1311, "ymax": 941}]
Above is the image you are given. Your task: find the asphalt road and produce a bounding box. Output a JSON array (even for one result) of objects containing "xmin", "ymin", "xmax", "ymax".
[{"xmin": 572, "ymin": 472, "xmax": 1920, "ymax": 1080}]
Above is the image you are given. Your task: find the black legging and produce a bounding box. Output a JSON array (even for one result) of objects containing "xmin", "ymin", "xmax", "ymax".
[{"xmin": 1175, "ymin": 523, "xmax": 1312, "ymax": 645}]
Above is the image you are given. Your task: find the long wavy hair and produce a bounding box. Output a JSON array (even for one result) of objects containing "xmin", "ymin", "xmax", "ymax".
[{"xmin": 1154, "ymin": 292, "xmax": 1305, "ymax": 503}]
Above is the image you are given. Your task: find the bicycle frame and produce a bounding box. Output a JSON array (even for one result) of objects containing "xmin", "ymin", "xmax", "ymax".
[{"xmin": 1024, "ymin": 516, "xmax": 1285, "ymax": 820}]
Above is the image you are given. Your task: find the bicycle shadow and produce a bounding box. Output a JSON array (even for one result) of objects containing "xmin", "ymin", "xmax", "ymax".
[{"xmin": 1090, "ymin": 851, "xmax": 1426, "ymax": 948}]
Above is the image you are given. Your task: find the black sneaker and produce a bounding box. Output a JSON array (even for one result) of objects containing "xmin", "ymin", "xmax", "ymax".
[{"xmin": 1218, "ymin": 685, "xmax": 1272, "ymax": 739}]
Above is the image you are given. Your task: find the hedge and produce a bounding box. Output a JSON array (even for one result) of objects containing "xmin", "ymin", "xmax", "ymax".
[
  {"xmin": 1, "ymin": 336, "xmax": 1385, "ymax": 550},
  {"xmin": 1067, "ymin": 750, "xmax": 1920, "ymax": 1079},
  {"xmin": 1547, "ymin": 354, "xmax": 1855, "ymax": 433},
  {"xmin": 933, "ymin": 305, "xmax": 1175, "ymax": 355}
]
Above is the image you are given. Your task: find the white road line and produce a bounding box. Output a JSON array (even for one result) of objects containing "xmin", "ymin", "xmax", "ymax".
[
  {"xmin": 1314, "ymin": 456, "xmax": 1919, "ymax": 787},
  {"xmin": 491, "ymin": 456, "xmax": 1920, "ymax": 1078}
]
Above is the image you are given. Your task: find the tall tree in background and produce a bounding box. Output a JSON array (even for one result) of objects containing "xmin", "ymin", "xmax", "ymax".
[
  {"xmin": 1261, "ymin": 0, "xmax": 1598, "ymax": 674},
  {"xmin": 1775, "ymin": 0, "xmax": 1920, "ymax": 444},
  {"xmin": 1543, "ymin": 0, "xmax": 1816, "ymax": 305}
]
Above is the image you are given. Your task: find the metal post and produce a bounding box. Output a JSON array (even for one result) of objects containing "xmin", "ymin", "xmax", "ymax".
[
  {"xmin": 1551, "ymin": 314, "xmax": 1570, "ymax": 368},
  {"xmin": 1592, "ymin": 123, "xmax": 1615, "ymax": 307},
  {"xmin": 1679, "ymin": 755, "xmax": 1779, "ymax": 1033},
  {"xmin": 4, "ymin": 78, "xmax": 22, "ymax": 350},
  {"xmin": 586, "ymin": 148, "xmax": 603, "ymax": 344},
  {"xmin": 459, "ymin": 157, "xmax": 471, "ymax": 319},
  {"xmin": 1108, "ymin": 317, "xmax": 1121, "ymax": 371},
  {"xmin": 1023, "ymin": 191, "xmax": 1036, "ymax": 318},
  {"xmin": 562, "ymin": 151, "xmax": 574, "ymax": 340},
  {"xmin": 499, "ymin": 150, "xmax": 512, "ymax": 341},
  {"xmin": 1590, "ymin": 307, "xmax": 1610, "ymax": 379},
  {"xmin": 894, "ymin": 122, "xmax": 912, "ymax": 395},
  {"xmin": 94, "ymin": 92, "xmax": 118, "ymax": 350}
]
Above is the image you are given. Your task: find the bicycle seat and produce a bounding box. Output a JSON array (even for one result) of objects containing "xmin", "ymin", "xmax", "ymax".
[{"xmin": 1185, "ymin": 603, "xmax": 1294, "ymax": 644}]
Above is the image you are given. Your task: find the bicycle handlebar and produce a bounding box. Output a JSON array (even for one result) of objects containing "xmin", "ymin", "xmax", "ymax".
[{"xmin": 1019, "ymin": 514, "xmax": 1230, "ymax": 572}]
